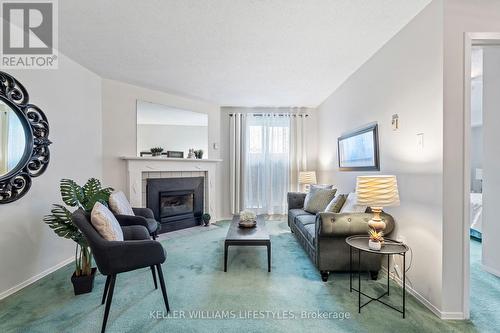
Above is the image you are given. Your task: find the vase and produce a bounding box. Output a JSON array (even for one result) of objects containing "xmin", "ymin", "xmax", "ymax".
[{"xmin": 368, "ymin": 240, "xmax": 382, "ymax": 251}]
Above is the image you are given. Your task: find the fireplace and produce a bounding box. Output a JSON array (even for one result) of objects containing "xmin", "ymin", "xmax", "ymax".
[{"xmin": 147, "ymin": 177, "xmax": 204, "ymax": 233}]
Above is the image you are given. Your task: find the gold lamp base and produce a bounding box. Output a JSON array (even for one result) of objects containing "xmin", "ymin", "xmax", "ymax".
[
  {"xmin": 368, "ymin": 207, "xmax": 386, "ymax": 230},
  {"xmin": 368, "ymin": 207, "xmax": 386, "ymax": 243}
]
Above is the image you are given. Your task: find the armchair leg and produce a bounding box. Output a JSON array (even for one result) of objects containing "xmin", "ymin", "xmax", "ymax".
[
  {"xmin": 152, "ymin": 232, "xmax": 157, "ymax": 240},
  {"xmin": 151, "ymin": 266, "xmax": 158, "ymax": 289},
  {"xmin": 156, "ymin": 264, "xmax": 170, "ymax": 312},
  {"xmin": 320, "ymin": 271, "xmax": 329, "ymax": 282},
  {"xmin": 101, "ymin": 275, "xmax": 111, "ymax": 305},
  {"xmin": 101, "ymin": 274, "xmax": 116, "ymax": 333}
]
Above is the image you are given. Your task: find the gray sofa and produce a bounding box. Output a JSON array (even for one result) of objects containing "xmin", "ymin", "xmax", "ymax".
[{"xmin": 287, "ymin": 192, "xmax": 395, "ymax": 282}]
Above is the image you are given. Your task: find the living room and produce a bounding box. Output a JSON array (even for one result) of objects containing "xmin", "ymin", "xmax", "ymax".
[{"xmin": 1, "ymin": 1, "xmax": 500, "ymax": 332}]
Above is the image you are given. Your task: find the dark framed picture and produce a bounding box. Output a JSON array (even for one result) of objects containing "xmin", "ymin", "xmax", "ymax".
[
  {"xmin": 337, "ymin": 124, "xmax": 380, "ymax": 171},
  {"xmin": 166, "ymin": 151, "xmax": 184, "ymax": 158}
]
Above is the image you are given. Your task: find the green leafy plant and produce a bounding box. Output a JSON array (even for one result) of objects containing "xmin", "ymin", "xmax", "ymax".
[
  {"xmin": 150, "ymin": 147, "xmax": 164, "ymax": 156},
  {"xmin": 368, "ymin": 229, "xmax": 384, "ymax": 242},
  {"xmin": 44, "ymin": 178, "xmax": 113, "ymax": 276},
  {"xmin": 194, "ymin": 149, "xmax": 204, "ymax": 159},
  {"xmin": 202, "ymin": 213, "xmax": 211, "ymax": 226}
]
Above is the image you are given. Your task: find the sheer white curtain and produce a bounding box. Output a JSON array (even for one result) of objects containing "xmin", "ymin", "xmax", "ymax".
[
  {"xmin": 289, "ymin": 113, "xmax": 308, "ymax": 192},
  {"xmin": 229, "ymin": 113, "xmax": 246, "ymax": 214},
  {"xmin": 244, "ymin": 114, "xmax": 290, "ymax": 214}
]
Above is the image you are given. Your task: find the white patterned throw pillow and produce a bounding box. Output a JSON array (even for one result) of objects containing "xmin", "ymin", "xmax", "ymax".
[
  {"xmin": 304, "ymin": 188, "xmax": 337, "ymax": 214},
  {"xmin": 90, "ymin": 202, "xmax": 124, "ymax": 241},
  {"xmin": 340, "ymin": 193, "xmax": 367, "ymax": 213},
  {"xmin": 108, "ymin": 191, "xmax": 135, "ymax": 216}
]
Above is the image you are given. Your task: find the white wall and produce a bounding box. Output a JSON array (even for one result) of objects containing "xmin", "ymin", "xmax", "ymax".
[
  {"xmin": 219, "ymin": 107, "xmax": 318, "ymax": 219},
  {"xmin": 480, "ymin": 46, "xmax": 500, "ymax": 276},
  {"xmin": 101, "ymin": 80, "xmax": 222, "ymax": 212},
  {"xmin": 441, "ymin": 0, "xmax": 500, "ymax": 317},
  {"xmin": 317, "ymin": 0, "xmax": 444, "ymax": 312},
  {"xmin": 0, "ymin": 55, "xmax": 102, "ymax": 298},
  {"xmin": 137, "ymin": 124, "xmax": 208, "ymax": 157}
]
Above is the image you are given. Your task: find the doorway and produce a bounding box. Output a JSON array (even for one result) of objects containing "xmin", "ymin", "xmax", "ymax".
[{"xmin": 465, "ymin": 36, "xmax": 500, "ymax": 325}]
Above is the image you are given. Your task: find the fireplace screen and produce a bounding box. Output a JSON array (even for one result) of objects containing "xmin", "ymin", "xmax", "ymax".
[{"xmin": 160, "ymin": 191, "xmax": 194, "ymax": 217}]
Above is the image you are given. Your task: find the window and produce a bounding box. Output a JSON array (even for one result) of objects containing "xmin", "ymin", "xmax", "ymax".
[{"xmin": 244, "ymin": 115, "xmax": 290, "ymax": 214}]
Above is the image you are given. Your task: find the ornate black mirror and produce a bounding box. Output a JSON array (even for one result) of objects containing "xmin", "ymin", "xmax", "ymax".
[{"xmin": 0, "ymin": 71, "xmax": 51, "ymax": 203}]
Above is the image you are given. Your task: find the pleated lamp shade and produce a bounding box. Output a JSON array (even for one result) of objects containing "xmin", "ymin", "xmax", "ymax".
[
  {"xmin": 356, "ymin": 175, "xmax": 400, "ymax": 208},
  {"xmin": 299, "ymin": 171, "xmax": 317, "ymax": 185}
]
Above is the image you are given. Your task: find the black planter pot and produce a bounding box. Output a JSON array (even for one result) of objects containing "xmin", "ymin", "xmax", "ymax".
[{"xmin": 71, "ymin": 267, "xmax": 97, "ymax": 295}]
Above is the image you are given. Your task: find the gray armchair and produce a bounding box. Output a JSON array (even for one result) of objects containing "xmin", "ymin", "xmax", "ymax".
[
  {"xmin": 72, "ymin": 209, "xmax": 170, "ymax": 333},
  {"xmin": 287, "ymin": 192, "xmax": 395, "ymax": 282},
  {"xmin": 114, "ymin": 207, "xmax": 160, "ymax": 240}
]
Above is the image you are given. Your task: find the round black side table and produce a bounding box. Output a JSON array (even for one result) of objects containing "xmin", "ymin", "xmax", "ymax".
[{"xmin": 346, "ymin": 235, "xmax": 410, "ymax": 318}]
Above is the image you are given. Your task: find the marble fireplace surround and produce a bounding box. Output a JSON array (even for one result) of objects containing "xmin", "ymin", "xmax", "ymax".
[{"xmin": 121, "ymin": 157, "xmax": 222, "ymax": 222}]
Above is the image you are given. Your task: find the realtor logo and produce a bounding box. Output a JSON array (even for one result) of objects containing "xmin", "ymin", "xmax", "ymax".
[{"xmin": 1, "ymin": 0, "xmax": 58, "ymax": 69}]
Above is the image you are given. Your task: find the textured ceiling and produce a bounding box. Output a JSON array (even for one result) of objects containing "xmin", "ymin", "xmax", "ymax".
[{"xmin": 59, "ymin": 0, "xmax": 431, "ymax": 107}]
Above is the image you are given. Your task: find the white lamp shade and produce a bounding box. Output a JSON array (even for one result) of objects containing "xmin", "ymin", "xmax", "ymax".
[
  {"xmin": 299, "ymin": 171, "xmax": 317, "ymax": 185},
  {"xmin": 356, "ymin": 175, "xmax": 400, "ymax": 208}
]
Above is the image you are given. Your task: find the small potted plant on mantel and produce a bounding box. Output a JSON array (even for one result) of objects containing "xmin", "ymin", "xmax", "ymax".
[
  {"xmin": 194, "ymin": 149, "xmax": 204, "ymax": 159},
  {"xmin": 44, "ymin": 178, "xmax": 113, "ymax": 295},
  {"xmin": 368, "ymin": 229, "xmax": 384, "ymax": 251},
  {"xmin": 150, "ymin": 147, "xmax": 164, "ymax": 156}
]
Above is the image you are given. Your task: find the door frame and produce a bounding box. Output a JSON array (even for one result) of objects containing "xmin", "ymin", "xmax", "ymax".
[{"xmin": 462, "ymin": 32, "xmax": 500, "ymax": 319}]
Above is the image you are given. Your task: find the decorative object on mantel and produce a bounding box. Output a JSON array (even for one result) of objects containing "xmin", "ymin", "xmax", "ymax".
[
  {"xmin": 194, "ymin": 149, "xmax": 204, "ymax": 159},
  {"xmin": 140, "ymin": 151, "xmax": 167, "ymax": 157},
  {"xmin": 202, "ymin": 213, "xmax": 211, "ymax": 226},
  {"xmin": 187, "ymin": 148, "xmax": 196, "ymax": 159},
  {"xmin": 368, "ymin": 229, "xmax": 383, "ymax": 250},
  {"xmin": 239, "ymin": 210, "xmax": 257, "ymax": 228},
  {"xmin": 356, "ymin": 175, "xmax": 400, "ymax": 244},
  {"xmin": 0, "ymin": 71, "xmax": 52, "ymax": 204},
  {"xmin": 167, "ymin": 150, "xmax": 184, "ymax": 158},
  {"xmin": 43, "ymin": 178, "xmax": 113, "ymax": 295},
  {"xmin": 150, "ymin": 147, "xmax": 164, "ymax": 156}
]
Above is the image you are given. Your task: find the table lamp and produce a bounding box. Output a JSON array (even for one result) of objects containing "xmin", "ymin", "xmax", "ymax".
[
  {"xmin": 299, "ymin": 171, "xmax": 317, "ymax": 192},
  {"xmin": 356, "ymin": 175, "xmax": 400, "ymax": 236}
]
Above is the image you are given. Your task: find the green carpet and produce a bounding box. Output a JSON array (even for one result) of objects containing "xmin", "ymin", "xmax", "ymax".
[
  {"xmin": 0, "ymin": 220, "xmax": 484, "ymax": 332},
  {"xmin": 470, "ymin": 239, "xmax": 500, "ymax": 331}
]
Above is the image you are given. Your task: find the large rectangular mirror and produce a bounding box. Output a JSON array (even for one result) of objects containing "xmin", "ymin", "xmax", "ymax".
[{"xmin": 136, "ymin": 100, "xmax": 208, "ymax": 158}]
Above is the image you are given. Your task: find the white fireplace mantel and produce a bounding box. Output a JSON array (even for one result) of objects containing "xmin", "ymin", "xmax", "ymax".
[{"xmin": 121, "ymin": 156, "xmax": 222, "ymax": 221}]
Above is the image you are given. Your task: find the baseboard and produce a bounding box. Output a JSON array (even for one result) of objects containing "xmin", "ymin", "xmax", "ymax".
[
  {"xmin": 0, "ymin": 256, "xmax": 74, "ymax": 301},
  {"xmin": 440, "ymin": 311, "xmax": 466, "ymax": 320},
  {"xmin": 481, "ymin": 263, "xmax": 500, "ymax": 278},
  {"xmin": 381, "ymin": 267, "xmax": 464, "ymax": 320}
]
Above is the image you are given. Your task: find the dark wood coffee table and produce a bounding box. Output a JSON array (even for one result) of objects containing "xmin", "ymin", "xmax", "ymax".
[{"xmin": 224, "ymin": 215, "xmax": 271, "ymax": 272}]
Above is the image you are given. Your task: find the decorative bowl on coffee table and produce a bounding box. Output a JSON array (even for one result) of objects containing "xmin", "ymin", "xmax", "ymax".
[{"xmin": 238, "ymin": 220, "xmax": 257, "ymax": 228}]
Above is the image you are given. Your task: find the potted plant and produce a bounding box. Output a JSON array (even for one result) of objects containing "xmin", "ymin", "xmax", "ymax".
[
  {"xmin": 202, "ymin": 213, "xmax": 211, "ymax": 226},
  {"xmin": 368, "ymin": 229, "xmax": 383, "ymax": 251},
  {"xmin": 194, "ymin": 149, "xmax": 204, "ymax": 159},
  {"xmin": 44, "ymin": 178, "xmax": 113, "ymax": 295},
  {"xmin": 150, "ymin": 147, "xmax": 164, "ymax": 156}
]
